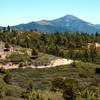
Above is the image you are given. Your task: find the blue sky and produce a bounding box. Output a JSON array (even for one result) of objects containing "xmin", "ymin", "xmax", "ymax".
[{"xmin": 0, "ymin": 0, "xmax": 99, "ymax": 26}]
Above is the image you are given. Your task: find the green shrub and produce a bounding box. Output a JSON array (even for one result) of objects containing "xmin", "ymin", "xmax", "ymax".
[
  {"xmin": 71, "ymin": 61, "xmax": 77, "ymax": 67},
  {"xmin": 0, "ymin": 87, "xmax": 5, "ymax": 99},
  {"xmin": 22, "ymin": 89, "xmax": 53, "ymax": 100},
  {"xmin": 0, "ymin": 67, "xmax": 6, "ymax": 74},
  {"xmin": 64, "ymin": 78, "xmax": 79, "ymax": 88},
  {"xmin": 63, "ymin": 87, "xmax": 100, "ymax": 100},
  {"xmin": 79, "ymin": 73, "xmax": 88, "ymax": 78},
  {"xmin": 8, "ymin": 53, "xmax": 31, "ymax": 64},
  {"xmin": 75, "ymin": 88, "xmax": 100, "ymax": 100},
  {"xmin": 63, "ymin": 85, "xmax": 76, "ymax": 100},
  {"xmin": 51, "ymin": 77, "xmax": 65, "ymax": 92},
  {"xmin": 51, "ymin": 78, "xmax": 79, "ymax": 92},
  {"xmin": 27, "ymin": 80, "xmax": 34, "ymax": 91},
  {"xmin": 32, "ymin": 47, "xmax": 38, "ymax": 56},
  {"xmin": 0, "ymin": 59, "xmax": 9, "ymax": 64},
  {"xmin": 5, "ymin": 87, "xmax": 15, "ymax": 96},
  {"xmin": 3, "ymin": 70, "xmax": 12, "ymax": 84},
  {"xmin": 5, "ymin": 42, "xmax": 10, "ymax": 48}
]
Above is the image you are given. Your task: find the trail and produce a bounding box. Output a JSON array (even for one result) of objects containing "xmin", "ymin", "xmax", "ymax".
[
  {"xmin": 30, "ymin": 58, "xmax": 73, "ymax": 69},
  {"xmin": 0, "ymin": 58, "xmax": 73, "ymax": 69}
]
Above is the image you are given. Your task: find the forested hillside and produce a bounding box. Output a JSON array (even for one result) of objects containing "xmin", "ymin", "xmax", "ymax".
[{"xmin": 0, "ymin": 27, "xmax": 100, "ymax": 64}]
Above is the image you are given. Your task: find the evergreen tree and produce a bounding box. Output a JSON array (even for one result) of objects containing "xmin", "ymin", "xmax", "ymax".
[
  {"xmin": 32, "ymin": 47, "xmax": 38, "ymax": 56},
  {"xmin": 5, "ymin": 42, "xmax": 10, "ymax": 48},
  {"xmin": 7, "ymin": 25, "xmax": 10, "ymax": 31}
]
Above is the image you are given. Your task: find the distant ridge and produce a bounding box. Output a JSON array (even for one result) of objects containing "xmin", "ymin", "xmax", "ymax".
[
  {"xmin": 95, "ymin": 24, "xmax": 100, "ymax": 28},
  {"xmin": 0, "ymin": 26, "xmax": 3, "ymax": 29},
  {"xmin": 2, "ymin": 15, "xmax": 100, "ymax": 33}
]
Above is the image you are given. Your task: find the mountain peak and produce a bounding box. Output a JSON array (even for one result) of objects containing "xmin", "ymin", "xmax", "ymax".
[
  {"xmin": 53, "ymin": 14, "xmax": 79, "ymax": 23},
  {"xmin": 63, "ymin": 14, "xmax": 78, "ymax": 19}
]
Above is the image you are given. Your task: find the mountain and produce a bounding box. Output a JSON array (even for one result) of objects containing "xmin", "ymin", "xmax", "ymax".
[
  {"xmin": 12, "ymin": 20, "xmax": 69, "ymax": 33},
  {"xmin": 0, "ymin": 26, "xmax": 3, "ymax": 29},
  {"xmin": 52, "ymin": 15, "xmax": 100, "ymax": 33},
  {"xmin": 95, "ymin": 24, "xmax": 100, "ymax": 28},
  {"xmin": 7, "ymin": 15, "xmax": 100, "ymax": 33},
  {"xmin": 95, "ymin": 24, "xmax": 100, "ymax": 26}
]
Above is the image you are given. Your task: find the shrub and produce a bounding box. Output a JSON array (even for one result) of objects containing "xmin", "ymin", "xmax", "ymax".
[
  {"xmin": 8, "ymin": 53, "xmax": 30, "ymax": 64},
  {"xmin": 22, "ymin": 89, "xmax": 53, "ymax": 100},
  {"xmin": 71, "ymin": 61, "xmax": 77, "ymax": 67},
  {"xmin": 5, "ymin": 42, "xmax": 10, "ymax": 48},
  {"xmin": 19, "ymin": 62, "xmax": 24, "ymax": 68},
  {"xmin": 75, "ymin": 88, "xmax": 100, "ymax": 100},
  {"xmin": 0, "ymin": 59, "xmax": 9, "ymax": 64},
  {"xmin": 51, "ymin": 78, "xmax": 79, "ymax": 92},
  {"xmin": 51, "ymin": 77, "xmax": 65, "ymax": 92},
  {"xmin": 63, "ymin": 85, "xmax": 76, "ymax": 100},
  {"xmin": 27, "ymin": 80, "xmax": 34, "ymax": 91},
  {"xmin": 63, "ymin": 87, "xmax": 100, "ymax": 100},
  {"xmin": 64, "ymin": 78, "xmax": 79, "ymax": 88},
  {"xmin": 0, "ymin": 68, "xmax": 6, "ymax": 74},
  {"xmin": 79, "ymin": 73, "xmax": 88, "ymax": 78},
  {"xmin": 0, "ymin": 87, "xmax": 5, "ymax": 99},
  {"xmin": 5, "ymin": 88, "xmax": 15, "ymax": 96},
  {"xmin": 96, "ymin": 68, "xmax": 100, "ymax": 74},
  {"xmin": 32, "ymin": 47, "xmax": 38, "ymax": 56},
  {"xmin": 3, "ymin": 70, "xmax": 12, "ymax": 84}
]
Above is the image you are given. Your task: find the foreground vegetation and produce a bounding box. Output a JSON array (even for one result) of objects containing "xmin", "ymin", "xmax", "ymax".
[{"xmin": 0, "ymin": 61, "xmax": 100, "ymax": 99}]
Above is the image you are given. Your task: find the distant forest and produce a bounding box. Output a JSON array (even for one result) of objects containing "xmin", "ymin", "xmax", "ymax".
[{"xmin": 0, "ymin": 27, "xmax": 100, "ymax": 64}]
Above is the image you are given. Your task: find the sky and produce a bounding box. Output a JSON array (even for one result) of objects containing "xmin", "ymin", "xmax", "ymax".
[{"xmin": 0, "ymin": 0, "xmax": 99, "ymax": 26}]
